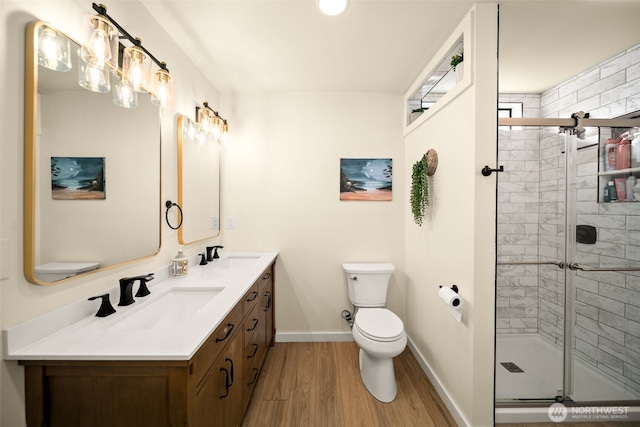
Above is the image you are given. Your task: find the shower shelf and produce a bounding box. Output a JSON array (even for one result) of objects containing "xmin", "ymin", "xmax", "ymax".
[{"xmin": 598, "ymin": 166, "xmax": 640, "ymax": 176}]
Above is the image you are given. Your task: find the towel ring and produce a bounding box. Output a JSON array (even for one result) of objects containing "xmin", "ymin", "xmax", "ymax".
[{"xmin": 165, "ymin": 200, "xmax": 183, "ymax": 230}]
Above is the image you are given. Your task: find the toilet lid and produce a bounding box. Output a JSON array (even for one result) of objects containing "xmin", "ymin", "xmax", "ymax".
[{"xmin": 355, "ymin": 308, "xmax": 404, "ymax": 342}]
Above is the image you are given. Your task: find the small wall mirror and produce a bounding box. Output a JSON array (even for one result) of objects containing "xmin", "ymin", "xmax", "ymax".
[
  {"xmin": 177, "ymin": 115, "xmax": 221, "ymax": 244},
  {"xmin": 24, "ymin": 22, "xmax": 161, "ymax": 285}
]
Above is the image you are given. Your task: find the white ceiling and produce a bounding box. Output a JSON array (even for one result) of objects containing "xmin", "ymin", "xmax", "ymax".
[{"xmin": 143, "ymin": 0, "xmax": 640, "ymax": 95}]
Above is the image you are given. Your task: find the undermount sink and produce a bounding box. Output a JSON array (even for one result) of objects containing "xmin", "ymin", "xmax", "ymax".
[
  {"xmin": 106, "ymin": 287, "xmax": 223, "ymax": 330},
  {"xmin": 213, "ymin": 256, "xmax": 259, "ymax": 269}
]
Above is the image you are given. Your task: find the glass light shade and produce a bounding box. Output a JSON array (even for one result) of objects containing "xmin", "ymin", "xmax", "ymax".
[
  {"xmin": 220, "ymin": 121, "xmax": 229, "ymax": 144},
  {"xmin": 183, "ymin": 118, "xmax": 198, "ymax": 142},
  {"xmin": 198, "ymin": 105, "xmax": 214, "ymax": 134},
  {"xmin": 122, "ymin": 45, "xmax": 150, "ymax": 92},
  {"xmin": 212, "ymin": 113, "xmax": 222, "ymax": 141},
  {"xmin": 37, "ymin": 25, "xmax": 72, "ymax": 72},
  {"xmin": 78, "ymin": 53, "xmax": 110, "ymax": 93},
  {"xmin": 150, "ymin": 67, "xmax": 174, "ymax": 108},
  {"xmin": 318, "ymin": 0, "xmax": 348, "ymax": 16},
  {"xmin": 111, "ymin": 72, "xmax": 138, "ymax": 108},
  {"xmin": 81, "ymin": 14, "xmax": 118, "ymax": 70}
]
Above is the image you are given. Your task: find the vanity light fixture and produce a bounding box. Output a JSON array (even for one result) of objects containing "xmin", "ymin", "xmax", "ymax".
[
  {"xmin": 194, "ymin": 101, "xmax": 229, "ymax": 144},
  {"xmin": 75, "ymin": 3, "xmax": 174, "ymax": 107},
  {"xmin": 37, "ymin": 25, "xmax": 71, "ymax": 72},
  {"xmin": 317, "ymin": 0, "xmax": 349, "ymax": 16}
]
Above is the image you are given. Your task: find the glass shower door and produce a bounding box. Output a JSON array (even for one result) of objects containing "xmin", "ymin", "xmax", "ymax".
[
  {"xmin": 495, "ymin": 125, "xmax": 567, "ymax": 402},
  {"xmin": 566, "ymin": 124, "xmax": 640, "ymax": 403}
]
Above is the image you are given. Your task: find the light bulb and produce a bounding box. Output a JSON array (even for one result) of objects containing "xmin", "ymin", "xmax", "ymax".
[
  {"xmin": 151, "ymin": 66, "xmax": 173, "ymax": 108},
  {"xmin": 37, "ymin": 26, "xmax": 71, "ymax": 72},
  {"xmin": 112, "ymin": 72, "xmax": 138, "ymax": 108},
  {"xmin": 82, "ymin": 14, "xmax": 118, "ymax": 70},
  {"xmin": 123, "ymin": 43, "xmax": 150, "ymax": 92},
  {"xmin": 78, "ymin": 51, "xmax": 110, "ymax": 93}
]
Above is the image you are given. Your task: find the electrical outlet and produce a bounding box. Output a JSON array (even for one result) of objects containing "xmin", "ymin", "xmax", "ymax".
[
  {"xmin": 211, "ymin": 216, "xmax": 219, "ymax": 230},
  {"xmin": 226, "ymin": 216, "xmax": 235, "ymax": 230}
]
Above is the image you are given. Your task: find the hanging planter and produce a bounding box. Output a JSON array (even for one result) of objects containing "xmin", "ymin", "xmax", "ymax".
[{"xmin": 411, "ymin": 149, "xmax": 438, "ymax": 226}]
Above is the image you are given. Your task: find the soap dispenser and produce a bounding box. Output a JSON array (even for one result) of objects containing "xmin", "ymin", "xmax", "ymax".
[{"xmin": 172, "ymin": 245, "xmax": 189, "ymax": 278}]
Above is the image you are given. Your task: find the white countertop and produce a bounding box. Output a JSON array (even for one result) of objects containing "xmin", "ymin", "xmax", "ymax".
[{"xmin": 3, "ymin": 251, "xmax": 277, "ymax": 361}]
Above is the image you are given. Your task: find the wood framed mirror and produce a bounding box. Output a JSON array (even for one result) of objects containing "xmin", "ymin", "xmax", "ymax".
[{"xmin": 24, "ymin": 21, "xmax": 161, "ymax": 285}]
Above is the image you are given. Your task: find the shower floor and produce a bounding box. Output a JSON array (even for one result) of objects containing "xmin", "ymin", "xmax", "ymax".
[{"xmin": 496, "ymin": 334, "xmax": 638, "ymax": 402}]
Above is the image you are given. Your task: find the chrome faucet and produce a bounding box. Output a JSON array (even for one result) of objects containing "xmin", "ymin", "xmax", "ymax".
[{"xmin": 118, "ymin": 273, "xmax": 154, "ymax": 306}]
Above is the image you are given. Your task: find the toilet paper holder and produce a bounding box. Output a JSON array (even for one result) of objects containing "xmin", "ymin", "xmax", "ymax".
[{"xmin": 439, "ymin": 284, "xmax": 458, "ymax": 293}]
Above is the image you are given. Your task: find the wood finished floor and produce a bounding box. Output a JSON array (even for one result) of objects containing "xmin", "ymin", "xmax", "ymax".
[{"xmin": 241, "ymin": 342, "xmax": 457, "ymax": 427}]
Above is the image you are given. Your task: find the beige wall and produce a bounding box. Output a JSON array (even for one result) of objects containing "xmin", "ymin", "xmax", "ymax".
[
  {"xmin": 220, "ymin": 92, "xmax": 406, "ymax": 335},
  {"xmin": 404, "ymin": 5, "xmax": 497, "ymax": 426}
]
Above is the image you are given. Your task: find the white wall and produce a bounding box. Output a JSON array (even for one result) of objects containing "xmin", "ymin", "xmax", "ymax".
[
  {"xmin": 404, "ymin": 5, "xmax": 497, "ymax": 426},
  {"xmin": 0, "ymin": 2, "xmax": 223, "ymax": 425},
  {"xmin": 220, "ymin": 91, "xmax": 406, "ymax": 336}
]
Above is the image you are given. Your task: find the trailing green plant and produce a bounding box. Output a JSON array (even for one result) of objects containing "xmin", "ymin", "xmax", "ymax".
[
  {"xmin": 411, "ymin": 155, "xmax": 429, "ymax": 226},
  {"xmin": 450, "ymin": 49, "xmax": 463, "ymax": 71}
]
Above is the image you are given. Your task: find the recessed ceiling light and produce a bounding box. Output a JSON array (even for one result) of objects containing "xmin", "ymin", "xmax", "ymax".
[{"xmin": 318, "ymin": 0, "xmax": 348, "ymax": 16}]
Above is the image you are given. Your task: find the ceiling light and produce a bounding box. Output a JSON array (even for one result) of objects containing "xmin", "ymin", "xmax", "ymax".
[{"xmin": 318, "ymin": 0, "xmax": 348, "ymax": 16}]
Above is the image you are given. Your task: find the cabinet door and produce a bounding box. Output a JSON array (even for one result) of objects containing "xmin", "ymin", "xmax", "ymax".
[{"xmin": 194, "ymin": 332, "xmax": 243, "ymax": 427}]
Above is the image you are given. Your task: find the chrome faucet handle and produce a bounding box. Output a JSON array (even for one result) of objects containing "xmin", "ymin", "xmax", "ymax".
[{"xmin": 88, "ymin": 294, "xmax": 116, "ymax": 317}]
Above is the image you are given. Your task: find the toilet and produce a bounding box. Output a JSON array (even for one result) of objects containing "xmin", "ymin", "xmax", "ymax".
[
  {"xmin": 343, "ymin": 262, "xmax": 407, "ymax": 403},
  {"xmin": 35, "ymin": 262, "xmax": 99, "ymax": 282}
]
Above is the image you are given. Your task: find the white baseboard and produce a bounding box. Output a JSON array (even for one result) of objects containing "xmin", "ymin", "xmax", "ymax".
[
  {"xmin": 406, "ymin": 337, "xmax": 470, "ymax": 427},
  {"xmin": 273, "ymin": 332, "xmax": 468, "ymax": 426},
  {"xmin": 275, "ymin": 331, "xmax": 354, "ymax": 342}
]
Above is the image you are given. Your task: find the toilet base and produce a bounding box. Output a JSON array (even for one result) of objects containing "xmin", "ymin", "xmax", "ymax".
[{"xmin": 358, "ymin": 348, "xmax": 398, "ymax": 403}]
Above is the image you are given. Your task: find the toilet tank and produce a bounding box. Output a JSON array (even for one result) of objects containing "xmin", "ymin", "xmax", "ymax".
[{"xmin": 342, "ymin": 263, "xmax": 395, "ymax": 307}]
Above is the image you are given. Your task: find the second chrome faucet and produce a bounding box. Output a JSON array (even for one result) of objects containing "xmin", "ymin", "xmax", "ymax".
[{"xmin": 118, "ymin": 273, "xmax": 155, "ymax": 306}]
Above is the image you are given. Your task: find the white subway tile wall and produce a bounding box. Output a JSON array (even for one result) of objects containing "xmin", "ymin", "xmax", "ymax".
[{"xmin": 497, "ymin": 44, "xmax": 640, "ymax": 393}]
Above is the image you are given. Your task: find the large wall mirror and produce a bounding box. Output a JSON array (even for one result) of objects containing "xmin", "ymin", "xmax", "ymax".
[
  {"xmin": 177, "ymin": 115, "xmax": 221, "ymax": 244},
  {"xmin": 24, "ymin": 22, "xmax": 161, "ymax": 285}
]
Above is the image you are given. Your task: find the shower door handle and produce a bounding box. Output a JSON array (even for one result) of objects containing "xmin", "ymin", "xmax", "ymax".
[
  {"xmin": 568, "ymin": 262, "xmax": 640, "ymax": 272},
  {"xmin": 497, "ymin": 261, "xmax": 565, "ymax": 269}
]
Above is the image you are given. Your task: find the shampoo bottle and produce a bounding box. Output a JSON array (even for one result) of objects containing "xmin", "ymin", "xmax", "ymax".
[
  {"xmin": 607, "ymin": 181, "xmax": 618, "ymax": 202},
  {"xmin": 605, "ymin": 138, "xmax": 619, "ymax": 171},
  {"xmin": 617, "ymin": 133, "xmax": 631, "ymax": 170},
  {"xmin": 172, "ymin": 245, "xmax": 188, "ymax": 278}
]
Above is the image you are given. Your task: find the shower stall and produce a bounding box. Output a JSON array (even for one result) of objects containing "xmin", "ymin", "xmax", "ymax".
[{"xmin": 494, "ymin": 112, "xmax": 640, "ymax": 423}]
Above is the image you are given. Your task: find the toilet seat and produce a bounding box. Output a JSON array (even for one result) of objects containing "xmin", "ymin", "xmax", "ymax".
[{"xmin": 355, "ymin": 308, "xmax": 404, "ymax": 342}]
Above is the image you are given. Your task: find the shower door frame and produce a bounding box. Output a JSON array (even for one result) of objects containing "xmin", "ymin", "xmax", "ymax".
[{"xmin": 496, "ymin": 115, "xmax": 640, "ymax": 408}]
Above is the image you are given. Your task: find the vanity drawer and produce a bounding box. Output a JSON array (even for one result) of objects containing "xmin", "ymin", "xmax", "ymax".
[
  {"xmin": 242, "ymin": 282, "xmax": 260, "ymax": 317},
  {"xmin": 243, "ymin": 308, "xmax": 261, "ymax": 346},
  {"xmin": 192, "ymin": 303, "xmax": 243, "ymax": 389},
  {"xmin": 257, "ymin": 267, "xmax": 273, "ymax": 292}
]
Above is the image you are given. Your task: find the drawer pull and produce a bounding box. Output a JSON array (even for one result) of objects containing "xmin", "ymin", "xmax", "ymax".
[
  {"xmin": 262, "ymin": 272, "xmax": 272, "ymax": 280},
  {"xmin": 247, "ymin": 368, "xmax": 259, "ymax": 385},
  {"xmin": 263, "ymin": 291, "xmax": 272, "ymax": 311},
  {"xmin": 247, "ymin": 343, "xmax": 259, "ymax": 359},
  {"xmin": 246, "ymin": 291, "xmax": 259, "ymax": 302},
  {"xmin": 247, "ymin": 318, "xmax": 259, "ymax": 332},
  {"xmin": 215, "ymin": 323, "xmax": 235, "ymax": 342}
]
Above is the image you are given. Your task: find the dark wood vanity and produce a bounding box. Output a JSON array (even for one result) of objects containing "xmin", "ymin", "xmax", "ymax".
[{"xmin": 20, "ymin": 262, "xmax": 275, "ymax": 427}]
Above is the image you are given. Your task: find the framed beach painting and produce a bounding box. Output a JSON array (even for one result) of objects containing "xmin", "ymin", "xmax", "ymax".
[
  {"xmin": 340, "ymin": 158, "xmax": 392, "ymax": 201},
  {"xmin": 51, "ymin": 157, "xmax": 105, "ymax": 200}
]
